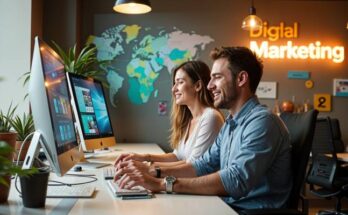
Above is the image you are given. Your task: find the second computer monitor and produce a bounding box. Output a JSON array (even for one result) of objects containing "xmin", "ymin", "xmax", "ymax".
[{"xmin": 67, "ymin": 73, "xmax": 116, "ymax": 151}]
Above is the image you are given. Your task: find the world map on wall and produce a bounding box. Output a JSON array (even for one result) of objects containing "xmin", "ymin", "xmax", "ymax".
[{"xmin": 88, "ymin": 24, "xmax": 214, "ymax": 106}]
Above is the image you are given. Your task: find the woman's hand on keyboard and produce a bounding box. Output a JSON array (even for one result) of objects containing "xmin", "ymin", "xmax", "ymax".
[
  {"xmin": 114, "ymin": 160, "xmax": 151, "ymax": 180},
  {"xmin": 114, "ymin": 153, "xmax": 149, "ymax": 167}
]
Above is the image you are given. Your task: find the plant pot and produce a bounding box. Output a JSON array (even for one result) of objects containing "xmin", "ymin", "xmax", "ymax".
[
  {"xmin": 20, "ymin": 168, "xmax": 49, "ymax": 208},
  {"xmin": 0, "ymin": 133, "xmax": 17, "ymax": 203},
  {"xmin": 0, "ymin": 176, "xmax": 11, "ymax": 203},
  {"xmin": 0, "ymin": 132, "xmax": 17, "ymax": 160},
  {"xmin": 14, "ymin": 140, "xmax": 31, "ymax": 161}
]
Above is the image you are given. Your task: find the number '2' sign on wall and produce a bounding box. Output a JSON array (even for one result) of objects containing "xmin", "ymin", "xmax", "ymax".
[{"xmin": 314, "ymin": 94, "xmax": 331, "ymax": 112}]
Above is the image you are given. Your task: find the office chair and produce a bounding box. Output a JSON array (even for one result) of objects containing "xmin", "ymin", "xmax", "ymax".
[
  {"xmin": 307, "ymin": 117, "xmax": 348, "ymax": 215},
  {"xmin": 312, "ymin": 118, "xmax": 345, "ymax": 158},
  {"xmin": 239, "ymin": 109, "xmax": 318, "ymax": 215}
]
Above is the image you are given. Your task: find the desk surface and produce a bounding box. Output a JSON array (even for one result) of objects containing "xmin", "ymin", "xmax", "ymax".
[
  {"xmin": 337, "ymin": 153, "xmax": 348, "ymax": 162},
  {"xmin": 1, "ymin": 143, "xmax": 236, "ymax": 215},
  {"xmin": 325, "ymin": 153, "xmax": 348, "ymax": 162}
]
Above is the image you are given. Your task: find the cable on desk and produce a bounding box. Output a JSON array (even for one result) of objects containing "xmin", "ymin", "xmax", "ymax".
[
  {"xmin": 47, "ymin": 174, "xmax": 98, "ymax": 187},
  {"xmin": 13, "ymin": 133, "xmax": 98, "ymax": 194},
  {"xmin": 15, "ymin": 170, "xmax": 97, "ymax": 196}
]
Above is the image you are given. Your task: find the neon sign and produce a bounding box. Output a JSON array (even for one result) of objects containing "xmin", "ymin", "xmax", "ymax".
[{"xmin": 249, "ymin": 22, "xmax": 345, "ymax": 63}]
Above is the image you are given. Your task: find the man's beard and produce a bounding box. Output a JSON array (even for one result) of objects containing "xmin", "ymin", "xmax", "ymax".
[{"xmin": 215, "ymin": 81, "xmax": 238, "ymax": 109}]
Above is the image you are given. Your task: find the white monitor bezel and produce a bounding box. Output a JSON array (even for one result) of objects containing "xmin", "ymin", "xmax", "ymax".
[
  {"xmin": 66, "ymin": 72, "xmax": 116, "ymax": 151},
  {"xmin": 26, "ymin": 37, "xmax": 83, "ymax": 176}
]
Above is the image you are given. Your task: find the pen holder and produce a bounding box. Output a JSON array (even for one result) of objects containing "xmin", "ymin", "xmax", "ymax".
[{"xmin": 20, "ymin": 168, "xmax": 49, "ymax": 208}]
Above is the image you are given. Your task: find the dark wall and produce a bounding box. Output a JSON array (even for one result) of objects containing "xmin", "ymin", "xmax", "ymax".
[
  {"xmin": 42, "ymin": 0, "xmax": 348, "ymax": 152},
  {"xmin": 42, "ymin": 0, "xmax": 78, "ymax": 50}
]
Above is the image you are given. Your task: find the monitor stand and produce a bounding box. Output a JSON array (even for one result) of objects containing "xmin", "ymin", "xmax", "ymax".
[
  {"xmin": 22, "ymin": 131, "xmax": 55, "ymax": 170},
  {"xmin": 77, "ymin": 157, "xmax": 110, "ymax": 169},
  {"xmin": 77, "ymin": 149, "xmax": 111, "ymax": 169}
]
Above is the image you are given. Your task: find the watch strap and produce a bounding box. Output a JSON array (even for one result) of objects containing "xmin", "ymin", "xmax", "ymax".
[{"xmin": 155, "ymin": 166, "xmax": 161, "ymax": 178}]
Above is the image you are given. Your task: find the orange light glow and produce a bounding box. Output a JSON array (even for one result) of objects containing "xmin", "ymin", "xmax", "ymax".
[
  {"xmin": 44, "ymin": 79, "xmax": 62, "ymax": 88},
  {"xmin": 250, "ymin": 40, "xmax": 345, "ymax": 63}
]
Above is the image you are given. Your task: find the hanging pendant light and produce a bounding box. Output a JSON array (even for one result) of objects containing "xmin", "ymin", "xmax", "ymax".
[
  {"xmin": 241, "ymin": 0, "xmax": 262, "ymax": 31},
  {"xmin": 113, "ymin": 0, "xmax": 152, "ymax": 15}
]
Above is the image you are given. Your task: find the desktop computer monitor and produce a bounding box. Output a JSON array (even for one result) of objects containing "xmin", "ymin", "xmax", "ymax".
[
  {"xmin": 24, "ymin": 37, "xmax": 84, "ymax": 176},
  {"xmin": 66, "ymin": 73, "xmax": 116, "ymax": 151}
]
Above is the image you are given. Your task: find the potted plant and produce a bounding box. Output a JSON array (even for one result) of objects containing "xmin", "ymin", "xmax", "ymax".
[
  {"xmin": 0, "ymin": 103, "xmax": 17, "ymax": 149},
  {"xmin": 52, "ymin": 41, "xmax": 109, "ymax": 87},
  {"xmin": 0, "ymin": 141, "xmax": 37, "ymax": 203},
  {"xmin": 21, "ymin": 41, "xmax": 109, "ymax": 88},
  {"xmin": 10, "ymin": 113, "xmax": 35, "ymax": 161}
]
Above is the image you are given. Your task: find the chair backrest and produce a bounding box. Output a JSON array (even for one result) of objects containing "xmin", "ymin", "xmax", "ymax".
[
  {"xmin": 307, "ymin": 117, "xmax": 342, "ymax": 190},
  {"xmin": 331, "ymin": 119, "xmax": 345, "ymax": 153},
  {"xmin": 280, "ymin": 109, "xmax": 318, "ymax": 209},
  {"xmin": 312, "ymin": 118, "xmax": 345, "ymax": 157}
]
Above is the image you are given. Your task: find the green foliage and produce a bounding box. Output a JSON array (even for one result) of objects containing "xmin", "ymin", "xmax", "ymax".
[
  {"xmin": 21, "ymin": 72, "xmax": 30, "ymax": 88},
  {"xmin": 21, "ymin": 41, "xmax": 110, "ymax": 96},
  {"xmin": 0, "ymin": 103, "xmax": 17, "ymax": 132},
  {"xmin": 0, "ymin": 141, "xmax": 37, "ymax": 187},
  {"xmin": 52, "ymin": 41, "xmax": 110, "ymax": 88},
  {"xmin": 10, "ymin": 113, "xmax": 35, "ymax": 141}
]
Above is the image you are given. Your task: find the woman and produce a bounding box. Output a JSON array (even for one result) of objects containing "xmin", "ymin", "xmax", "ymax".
[{"xmin": 114, "ymin": 60, "xmax": 224, "ymax": 167}]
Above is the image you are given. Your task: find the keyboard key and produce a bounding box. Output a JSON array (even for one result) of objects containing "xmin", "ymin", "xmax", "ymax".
[{"xmin": 103, "ymin": 167, "xmax": 116, "ymax": 180}]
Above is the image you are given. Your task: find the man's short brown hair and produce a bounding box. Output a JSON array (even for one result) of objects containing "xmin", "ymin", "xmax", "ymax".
[{"xmin": 210, "ymin": 47, "xmax": 263, "ymax": 93}]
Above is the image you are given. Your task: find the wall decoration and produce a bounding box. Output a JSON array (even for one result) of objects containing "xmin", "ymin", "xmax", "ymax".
[
  {"xmin": 91, "ymin": 21, "xmax": 214, "ymax": 107},
  {"xmin": 313, "ymin": 94, "xmax": 331, "ymax": 112},
  {"xmin": 333, "ymin": 79, "xmax": 348, "ymax": 97},
  {"xmin": 256, "ymin": 81, "xmax": 277, "ymax": 99},
  {"xmin": 249, "ymin": 21, "xmax": 345, "ymax": 64},
  {"xmin": 158, "ymin": 101, "xmax": 168, "ymax": 116},
  {"xmin": 305, "ymin": 80, "xmax": 314, "ymax": 89},
  {"xmin": 287, "ymin": 71, "xmax": 310, "ymax": 79}
]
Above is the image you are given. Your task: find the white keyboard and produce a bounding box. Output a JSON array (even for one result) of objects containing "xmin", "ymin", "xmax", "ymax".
[
  {"xmin": 106, "ymin": 180, "xmax": 149, "ymax": 197},
  {"xmin": 46, "ymin": 184, "xmax": 95, "ymax": 198},
  {"xmin": 103, "ymin": 167, "xmax": 116, "ymax": 180}
]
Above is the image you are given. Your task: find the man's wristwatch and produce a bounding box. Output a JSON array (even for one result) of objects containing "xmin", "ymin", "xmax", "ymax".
[{"xmin": 164, "ymin": 176, "xmax": 176, "ymax": 194}]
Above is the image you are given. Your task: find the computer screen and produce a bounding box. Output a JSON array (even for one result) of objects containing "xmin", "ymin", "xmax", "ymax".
[
  {"xmin": 27, "ymin": 37, "xmax": 83, "ymax": 176},
  {"xmin": 67, "ymin": 73, "xmax": 116, "ymax": 151}
]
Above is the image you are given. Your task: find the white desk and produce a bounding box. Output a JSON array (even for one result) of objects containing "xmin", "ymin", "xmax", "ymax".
[
  {"xmin": 325, "ymin": 153, "xmax": 348, "ymax": 162},
  {"xmin": 336, "ymin": 153, "xmax": 348, "ymax": 162},
  {"xmin": 1, "ymin": 143, "xmax": 237, "ymax": 215}
]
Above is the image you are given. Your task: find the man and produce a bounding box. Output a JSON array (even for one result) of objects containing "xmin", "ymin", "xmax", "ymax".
[{"xmin": 114, "ymin": 47, "xmax": 292, "ymax": 209}]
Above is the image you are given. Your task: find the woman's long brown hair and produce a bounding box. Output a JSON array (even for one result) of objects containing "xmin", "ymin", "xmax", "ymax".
[{"xmin": 169, "ymin": 60, "xmax": 215, "ymax": 149}]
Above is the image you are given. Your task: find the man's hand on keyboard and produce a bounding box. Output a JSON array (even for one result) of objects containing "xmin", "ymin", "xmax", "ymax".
[{"xmin": 114, "ymin": 160, "xmax": 163, "ymax": 192}]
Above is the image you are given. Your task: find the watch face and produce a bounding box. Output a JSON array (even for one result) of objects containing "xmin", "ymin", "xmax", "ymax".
[
  {"xmin": 164, "ymin": 176, "xmax": 176, "ymax": 193},
  {"xmin": 165, "ymin": 176, "xmax": 176, "ymax": 183}
]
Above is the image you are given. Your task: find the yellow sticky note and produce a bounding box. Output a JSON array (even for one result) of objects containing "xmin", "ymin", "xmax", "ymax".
[{"xmin": 313, "ymin": 94, "xmax": 331, "ymax": 112}]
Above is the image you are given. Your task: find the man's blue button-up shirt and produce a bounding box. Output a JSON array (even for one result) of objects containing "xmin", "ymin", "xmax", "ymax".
[{"xmin": 192, "ymin": 96, "xmax": 292, "ymax": 209}]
